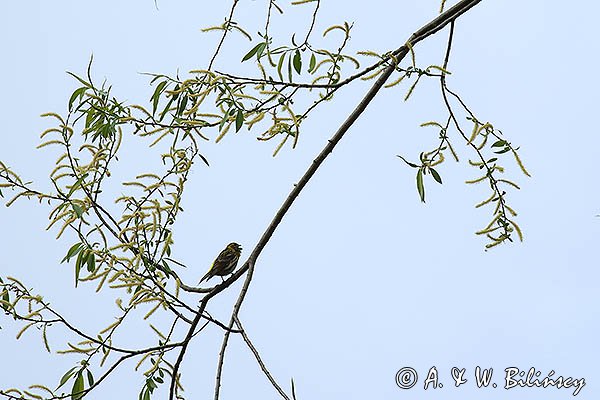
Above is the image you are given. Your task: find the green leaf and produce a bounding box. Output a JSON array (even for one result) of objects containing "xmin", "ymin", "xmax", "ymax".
[
  {"xmin": 66, "ymin": 72, "xmax": 92, "ymax": 88},
  {"xmin": 71, "ymin": 371, "xmax": 84, "ymax": 400},
  {"xmin": 176, "ymin": 94, "xmax": 188, "ymax": 116},
  {"xmin": 147, "ymin": 378, "xmax": 157, "ymax": 390},
  {"xmin": 277, "ymin": 53, "xmax": 286, "ymax": 81},
  {"xmin": 84, "ymin": 108, "xmax": 96, "ymax": 130},
  {"xmin": 68, "ymin": 87, "xmax": 88, "ymax": 111},
  {"xmin": 151, "ymin": 80, "xmax": 168, "ymax": 115},
  {"xmin": 235, "ymin": 110, "xmax": 244, "ymax": 132},
  {"xmin": 309, "ymin": 53, "xmax": 316, "ymax": 73},
  {"xmin": 287, "ymin": 53, "xmax": 293, "ymax": 82},
  {"xmin": 86, "ymin": 252, "xmax": 96, "ymax": 273},
  {"xmin": 1, "ymin": 288, "xmax": 9, "ymax": 312},
  {"xmin": 75, "ymin": 249, "xmax": 89, "ymax": 287},
  {"xmin": 241, "ymin": 42, "xmax": 266, "ymax": 62},
  {"xmin": 158, "ymin": 94, "xmax": 175, "ymax": 122},
  {"xmin": 494, "ymin": 147, "xmax": 510, "ymax": 154},
  {"xmin": 416, "ymin": 168, "xmax": 425, "ymax": 203},
  {"xmin": 397, "ymin": 155, "xmax": 419, "ymax": 168},
  {"xmin": 293, "ymin": 49, "xmax": 302, "ymax": 74},
  {"xmin": 72, "ymin": 204, "xmax": 84, "ymax": 218},
  {"xmin": 218, "ymin": 112, "xmax": 228, "ymax": 132},
  {"xmin": 430, "ymin": 168, "xmax": 443, "ymax": 184},
  {"xmin": 62, "ymin": 243, "xmax": 83, "ymax": 264},
  {"xmin": 57, "ymin": 366, "xmax": 78, "ymax": 390},
  {"xmin": 256, "ymin": 42, "xmax": 267, "ymax": 59},
  {"xmin": 86, "ymin": 370, "xmax": 94, "ymax": 386},
  {"xmin": 198, "ymin": 153, "xmax": 210, "ymax": 167},
  {"xmin": 171, "ymin": 84, "xmax": 180, "ymax": 100}
]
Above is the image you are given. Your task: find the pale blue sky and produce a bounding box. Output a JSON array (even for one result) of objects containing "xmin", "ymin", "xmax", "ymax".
[{"xmin": 1, "ymin": 1, "xmax": 599, "ymax": 399}]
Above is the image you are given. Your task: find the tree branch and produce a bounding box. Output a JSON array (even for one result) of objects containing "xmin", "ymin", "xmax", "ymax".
[{"xmin": 211, "ymin": 0, "xmax": 484, "ymax": 398}]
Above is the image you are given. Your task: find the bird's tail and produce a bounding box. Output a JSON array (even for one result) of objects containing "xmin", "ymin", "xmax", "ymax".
[{"xmin": 198, "ymin": 271, "xmax": 211, "ymax": 284}]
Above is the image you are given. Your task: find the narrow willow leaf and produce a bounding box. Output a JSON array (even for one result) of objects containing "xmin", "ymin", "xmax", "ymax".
[
  {"xmin": 430, "ymin": 168, "xmax": 443, "ymax": 184},
  {"xmin": 277, "ymin": 53, "xmax": 286, "ymax": 81},
  {"xmin": 86, "ymin": 253, "xmax": 95, "ymax": 273},
  {"xmin": 57, "ymin": 367, "xmax": 78, "ymax": 390},
  {"xmin": 75, "ymin": 249, "xmax": 90, "ymax": 287},
  {"xmin": 72, "ymin": 204, "xmax": 84, "ymax": 218},
  {"xmin": 397, "ymin": 155, "xmax": 419, "ymax": 168},
  {"xmin": 198, "ymin": 153, "xmax": 210, "ymax": 167},
  {"xmin": 176, "ymin": 95, "xmax": 188, "ymax": 116},
  {"xmin": 68, "ymin": 87, "xmax": 88, "ymax": 111},
  {"xmin": 62, "ymin": 243, "xmax": 83, "ymax": 263},
  {"xmin": 241, "ymin": 42, "xmax": 264, "ymax": 62},
  {"xmin": 158, "ymin": 96, "xmax": 175, "ymax": 122},
  {"xmin": 86, "ymin": 370, "xmax": 94, "ymax": 387},
  {"xmin": 151, "ymin": 81, "xmax": 168, "ymax": 115},
  {"xmin": 235, "ymin": 110, "xmax": 244, "ymax": 132},
  {"xmin": 416, "ymin": 168, "xmax": 425, "ymax": 202},
  {"xmin": 256, "ymin": 42, "xmax": 267, "ymax": 59},
  {"xmin": 293, "ymin": 49, "xmax": 302, "ymax": 74},
  {"xmin": 71, "ymin": 371, "xmax": 84, "ymax": 400},
  {"xmin": 66, "ymin": 72, "xmax": 91, "ymax": 88}
]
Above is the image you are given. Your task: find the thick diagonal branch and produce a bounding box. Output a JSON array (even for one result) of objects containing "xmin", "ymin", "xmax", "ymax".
[{"xmin": 169, "ymin": 1, "xmax": 483, "ymax": 399}]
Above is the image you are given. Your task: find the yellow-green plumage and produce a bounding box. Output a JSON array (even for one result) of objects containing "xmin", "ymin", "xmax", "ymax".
[{"xmin": 199, "ymin": 242, "xmax": 242, "ymax": 283}]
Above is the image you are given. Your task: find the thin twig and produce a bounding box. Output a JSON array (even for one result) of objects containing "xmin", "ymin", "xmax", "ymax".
[
  {"xmin": 208, "ymin": 0, "xmax": 241, "ymax": 71},
  {"xmin": 234, "ymin": 316, "xmax": 290, "ymax": 399}
]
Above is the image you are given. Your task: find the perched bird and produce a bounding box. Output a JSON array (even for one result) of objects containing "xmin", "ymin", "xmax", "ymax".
[{"xmin": 199, "ymin": 242, "xmax": 242, "ymax": 283}]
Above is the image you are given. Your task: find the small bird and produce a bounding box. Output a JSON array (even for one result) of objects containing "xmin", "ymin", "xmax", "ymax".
[{"xmin": 199, "ymin": 242, "xmax": 242, "ymax": 283}]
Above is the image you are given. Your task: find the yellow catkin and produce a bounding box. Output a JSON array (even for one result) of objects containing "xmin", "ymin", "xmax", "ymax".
[
  {"xmin": 149, "ymin": 131, "xmax": 171, "ymax": 147},
  {"xmin": 143, "ymin": 301, "xmax": 162, "ymax": 320},
  {"xmin": 509, "ymin": 219, "xmax": 524, "ymax": 241},
  {"xmin": 5, "ymin": 192, "xmax": 27, "ymax": 207},
  {"xmin": 139, "ymin": 127, "xmax": 164, "ymax": 137},
  {"xmin": 39, "ymin": 127, "xmax": 63, "ymax": 139},
  {"xmin": 511, "ymin": 148, "xmax": 531, "ymax": 177},
  {"xmin": 475, "ymin": 192, "xmax": 496, "ymax": 208},
  {"xmin": 143, "ymin": 354, "xmax": 162, "ymax": 376},
  {"xmin": 384, "ymin": 74, "xmax": 406, "ymax": 88},
  {"xmin": 16, "ymin": 322, "xmax": 36, "ymax": 340},
  {"xmin": 36, "ymin": 140, "xmax": 64, "ymax": 149},
  {"xmin": 40, "ymin": 112, "xmax": 65, "ymax": 123},
  {"xmin": 465, "ymin": 175, "xmax": 487, "ymax": 184},
  {"xmin": 150, "ymin": 324, "xmax": 167, "ymax": 340},
  {"xmin": 361, "ymin": 68, "xmax": 383, "ymax": 81},
  {"xmin": 27, "ymin": 385, "xmax": 53, "ymax": 395},
  {"xmin": 114, "ymin": 127, "xmax": 123, "ymax": 153},
  {"xmin": 497, "ymin": 179, "xmax": 520, "ymax": 190},
  {"xmin": 134, "ymin": 352, "xmax": 152, "ymax": 371},
  {"xmin": 22, "ymin": 390, "xmax": 43, "ymax": 399}
]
